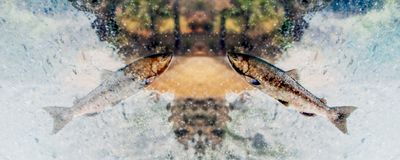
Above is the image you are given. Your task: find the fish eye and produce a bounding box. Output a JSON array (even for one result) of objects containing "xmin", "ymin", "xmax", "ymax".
[
  {"xmin": 212, "ymin": 128, "xmax": 225, "ymax": 137},
  {"xmin": 245, "ymin": 76, "xmax": 261, "ymax": 85},
  {"xmin": 143, "ymin": 76, "xmax": 156, "ymax": 85}
]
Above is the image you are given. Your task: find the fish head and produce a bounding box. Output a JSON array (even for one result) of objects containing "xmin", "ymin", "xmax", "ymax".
[
  {"xmin": 123, "ymin": 53, "xmax": 173, "ymax": 84},
  {"xmin": 227, "ymin": 52, "xmax": 264, "ymax": 87},
  {"xmin": 148, "ymin": 53, "xmax": 174, "ymax": 75}
]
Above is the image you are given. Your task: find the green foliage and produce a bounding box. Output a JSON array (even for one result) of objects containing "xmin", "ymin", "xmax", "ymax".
[{"xmin": 248, "ymin": 0, "xmax": 283, "ymax": 27}]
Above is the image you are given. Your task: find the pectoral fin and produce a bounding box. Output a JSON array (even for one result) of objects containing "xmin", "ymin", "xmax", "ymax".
[
  {"xmin": 277, "ymin": 99, "xmax": 289, "ymax": 106},
  {"xmin": 300, "ymin": 112, "xmax": 316, "ymax": 117}
]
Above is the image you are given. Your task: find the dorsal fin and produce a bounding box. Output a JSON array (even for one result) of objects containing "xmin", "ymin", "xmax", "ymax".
[
  {"xmin": 320, "ymin": 98, "xmax": 327, "ymax": 104},
  {"xmin": 286, "ymin": 69, "xmax": 299, "ymax": 80}
]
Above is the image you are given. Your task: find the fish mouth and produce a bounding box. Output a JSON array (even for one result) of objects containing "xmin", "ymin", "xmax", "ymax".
[
  {"xmin": 144, "ymin": 53, "xmax": 173, "ymax": 84},
  {"xmin": 145, "ymin": 52, "xmax": 173, "ymax": 76}
]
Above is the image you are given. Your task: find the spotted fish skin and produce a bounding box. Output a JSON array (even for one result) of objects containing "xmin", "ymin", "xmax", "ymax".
[
  {"xmin": 44, "ymin": 53, "xmax": 172, "ymax": 134},
  {"xmin": 227, "ymin": 52, "xmax": 356, "ymax": 134}
]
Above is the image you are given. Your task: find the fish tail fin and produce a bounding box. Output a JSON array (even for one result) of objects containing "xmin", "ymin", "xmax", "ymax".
[
  {"xmin": 329, "ymin": 106, "xmax": 357, "ymax": 134},
  {"xmin": 43, "ymin": 106, "xmax": 73, "ymax": 134}
]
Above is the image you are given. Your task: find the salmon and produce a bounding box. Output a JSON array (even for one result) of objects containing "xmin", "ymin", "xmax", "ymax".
[
  {"xmin": 227, "ymin": 52, "xmax": 356, "ymax": 134},
  {"xmin": 44, "ymin": 53, "xmax": 172, "ymax": 133}
]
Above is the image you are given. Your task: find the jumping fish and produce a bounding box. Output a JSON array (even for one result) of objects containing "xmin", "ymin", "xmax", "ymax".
[
  {"xmin": 44, "ymin": 53, "xmax": 172, "ymax": 133},
  {"xmin": 227, "ymin": 53, "xmax": 356, "ymax": 134}
]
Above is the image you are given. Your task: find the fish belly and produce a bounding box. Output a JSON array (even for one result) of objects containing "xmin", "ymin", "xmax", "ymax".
[{"xmin": 72, "ymin": 72, "xmax": 144, "ymax": 117}]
